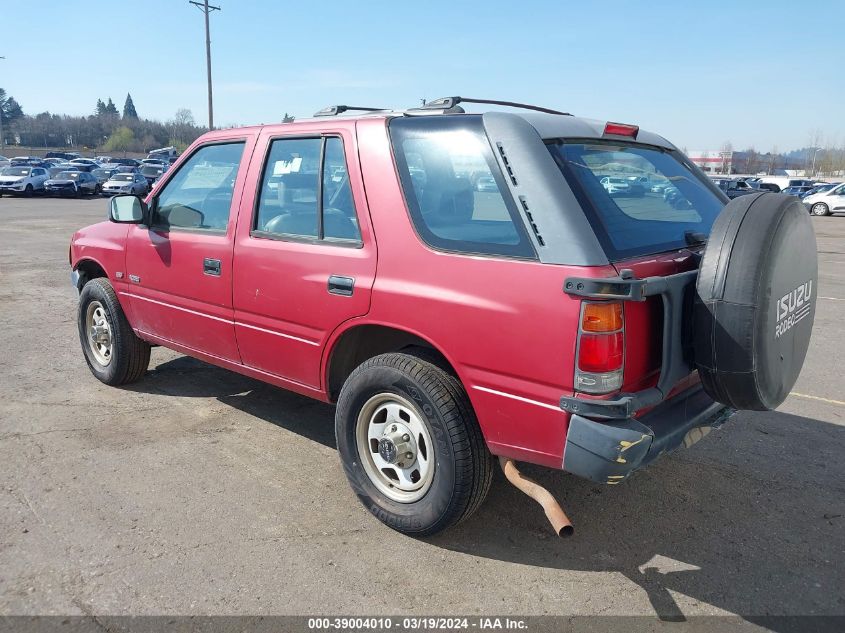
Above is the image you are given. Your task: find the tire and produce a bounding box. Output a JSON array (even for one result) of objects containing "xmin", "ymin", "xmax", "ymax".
[
  {"xmin": 94, "ymin": 184, "xmax": 101, "ymax": 195},
  {"xmin": 335, "ymin": 353, "xmax": 493, "ymax": 536},
  {"xmin": 694, "ymin": 193, "xmax": 817, "ymax": 410},
  {"xmin": 24, "ymin": 184, "xmax": 33, "ymax": 198},
  {"xmin": 811, "ymin": 202, "xmax": 829, "ymax": 216},
  {"xmin": 77, "ymin": 278, "xmax": 151, "ymax": 386}
]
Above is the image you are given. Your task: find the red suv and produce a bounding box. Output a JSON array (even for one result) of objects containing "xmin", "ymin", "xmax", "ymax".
[{"xmin": 70, "ymin": 97, "xmax": 817, "ymax": 536}]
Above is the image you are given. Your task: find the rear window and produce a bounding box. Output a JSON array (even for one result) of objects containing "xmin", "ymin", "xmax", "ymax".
[
  {"xmin": 548, "ymin": 140, "xmax": 726, "ymax": 260},
  {"xmin": 390, "ymin": 116, "xmax": 535, "ymax": 259}
]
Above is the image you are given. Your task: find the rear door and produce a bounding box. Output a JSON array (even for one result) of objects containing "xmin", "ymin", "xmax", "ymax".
[
  {"xmin": 123, "ymin": 135, "xmax": 256, "ymax": 361},
  {"xmin": 231, "ymin": 123, "xmax": 376, "ymax": 388}
]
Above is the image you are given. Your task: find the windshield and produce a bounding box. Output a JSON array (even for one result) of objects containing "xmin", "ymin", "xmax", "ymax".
[
  {"xmin": 111, "ymin": 174, "xmax": 134, "ymax": 182},
  {"xmin": 3, "ymin": 167, "xmax": 30, "ymax": 176},
  {"xmin": 547, "ymin": 140, "xmax": 726, "ymax": 260},
  {"xmin": 140, "ymin": 166, "xmax": 162, "ymax": 175},
  {"xmin": 56, "ymin": 172, "xmax": 81, "ymax": 180}
]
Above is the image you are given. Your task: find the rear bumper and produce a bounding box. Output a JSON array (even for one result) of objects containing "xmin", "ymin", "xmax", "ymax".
[{"xmin": 562, "ymin": 384, "xmax": 734, "ymax": 484}]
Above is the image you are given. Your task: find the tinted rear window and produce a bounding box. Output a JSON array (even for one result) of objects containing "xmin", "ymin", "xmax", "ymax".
[{"xmin": 547, "ymin": 140, "xmax": 726, "ymax": 260}]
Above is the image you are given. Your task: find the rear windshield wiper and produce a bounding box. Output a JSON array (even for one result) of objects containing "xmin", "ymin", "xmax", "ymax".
[{"xmin": 684, "ymin": 230, "xmax": 708, "ymax": 246}]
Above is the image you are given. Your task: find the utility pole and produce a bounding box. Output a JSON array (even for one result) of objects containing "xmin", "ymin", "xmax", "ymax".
[{"xmin": 189, "ymin": 1, "xmax": 220, "ymax": 130}]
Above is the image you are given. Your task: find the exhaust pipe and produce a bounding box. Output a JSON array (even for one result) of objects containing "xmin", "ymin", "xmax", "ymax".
[{"xmin": 499, "ymin": 457, "xmax": 574, "ymax": 537}]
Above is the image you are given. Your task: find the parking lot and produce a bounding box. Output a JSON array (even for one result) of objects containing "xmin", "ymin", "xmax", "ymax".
[{"xmin": 0, "ymin": 197, "xmax": 843, "ymax": 625}]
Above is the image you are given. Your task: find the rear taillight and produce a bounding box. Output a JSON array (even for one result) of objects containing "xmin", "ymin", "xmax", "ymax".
[{"xmin": 575, "ymin": 301, "xmax": 624, "ymax": 394}]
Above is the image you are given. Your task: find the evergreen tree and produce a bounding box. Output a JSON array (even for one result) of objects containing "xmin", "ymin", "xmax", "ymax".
[
  {"xmin": 96, "ymin": 99, "xmax": 106, "ymax": 116},
  {"xmin": 105, "ymin": 98, "xmax": 118, "ymax": 116},
  {"xmin": 0, "ymin": 88, "xmax": 24, "ymax": 125},
  {"xmin": 282, "ymin": 112, "xmax": 295, "ymax": 123},
  {"xmin": 122, "ymin": 93, "xmax": 138, "ymax": 119}
]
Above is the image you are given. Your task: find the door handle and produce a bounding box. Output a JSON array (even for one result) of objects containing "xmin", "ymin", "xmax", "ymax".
[
  {"xmin": 203, "ymin": 258, "xmax": 222, "ymax": 276},
  {"xmin": 328, "ymin": 275, "xmax": 354, "ymax": 296}
]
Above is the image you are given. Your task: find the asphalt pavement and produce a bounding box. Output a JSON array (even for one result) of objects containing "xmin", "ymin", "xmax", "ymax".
[{"xmin": 0, "ymin": 196, "xmax": 842, "ymax": 629}]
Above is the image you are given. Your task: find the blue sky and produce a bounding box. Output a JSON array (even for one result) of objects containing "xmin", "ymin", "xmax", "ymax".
[{"xmin": 1, "ymin": 0, "xmax": 842, "ymax": 150}]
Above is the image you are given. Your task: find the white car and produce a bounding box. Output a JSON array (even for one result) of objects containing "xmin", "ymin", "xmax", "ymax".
[
  {"xmin": 101, "ymin": 172, "xmax": 149, "ymax": 196},
  {"xmin": 0, "ymin": 155, "xmax": 10, "ymax": 169},
  {"xmin": 600, "ymin": 176, "xmax": 631, "ymax": 195},
  {"xmin": 0, "ymin": 166, "xmax": 49, "ymax": 196},
  {"xmin": 803, "ymin": 182, "xmax": 845, "ymax": 216}
]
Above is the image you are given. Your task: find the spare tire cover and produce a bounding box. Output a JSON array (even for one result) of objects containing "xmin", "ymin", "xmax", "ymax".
[{"xmin": 694, "ymin": 193, "xmax": 817, "ymax": 410}]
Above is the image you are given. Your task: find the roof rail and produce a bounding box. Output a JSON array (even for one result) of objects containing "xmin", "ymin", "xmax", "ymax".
[
  {"xmin": 313, "ymin": 105, "xmax": 388, "ymax": 117},
  {"xmin": 416, "ymin": 96, "xmax": 570, "ymax": 116}
]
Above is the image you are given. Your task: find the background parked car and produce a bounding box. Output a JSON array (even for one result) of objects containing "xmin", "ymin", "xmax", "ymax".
[
  {"xmin": 45, "ymin": 151, "xmax": 81, "ymax": 161},
  {"xmin": 10, "ymin": 156, "xmax": 49, "ymax": 168},
  {"xmin": 91, "ymin": 168, "xmax": 118, "ymax": 185},
  {"xmin": 475, "ymin": 175, "xmax": 498, "ymax": 192},
  {"xmin": 0, "ymin": 155, "xmax": 10, "ymax": 169},
  {"xmin": 0, "ymin": 166, "xmax": 49, "ymax": 196},
  {"xmin": 801, "ymin": 183, "xmax": 840, "ymax": 198},
  {"xmin": 44, "ymin": 170, "xmax": 100, "ymax": 197},
  {"xmin": 600, "ymin": 176, "xmax": 631, "ymax": 195},
  {"xmin": 68, "ymin": 158, "xmax": 100, "ymax": 169},
  {"xmin": 101, "ymin": 172, "xmax": 149, "ymax": 196},
  {"xmin": 139, "ymin": 164, "xmax": 167, "ymax": 188},
  {"xmin": 803, "ymin": 182, "xmax": 845, "ymax": 216},
  {"xmin": 626, "ymin": 175, "xmax": 649, "ymax": 196},
  {"xmin": 781, "ymin": 185, "xmax": 815, "ymax": 196},
  {"xmin": 712, "ymin": 178, "xmax": 759, "ymax": 199},
  {"xmin": 102, "ymin": 158, "xmax": 140, "ymax": 169}
]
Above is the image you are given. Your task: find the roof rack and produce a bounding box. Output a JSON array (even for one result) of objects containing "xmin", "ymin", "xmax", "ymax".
[
  {"xmin": 415, "ymin": 96, "xmax": 571, "ymax": 116},
  {"xmin": 313, "ymin": 105, "xmax": 388, "ymax": 117}
]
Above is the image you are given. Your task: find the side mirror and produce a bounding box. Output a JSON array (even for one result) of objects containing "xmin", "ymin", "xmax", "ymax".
[{"xmin": 109, "ymin": 195, "xmax": 147, "ymax": 224}]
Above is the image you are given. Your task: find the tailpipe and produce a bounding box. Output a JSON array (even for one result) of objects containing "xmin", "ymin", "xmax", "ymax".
[{"xmin": 499, "ymin": 457, "xmax": 574, "ymax": 537}]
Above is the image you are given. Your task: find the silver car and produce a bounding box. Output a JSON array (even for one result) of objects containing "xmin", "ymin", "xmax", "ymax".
[
  {"xmin": 803, "ymin": 182, "xmax": 845, "ymax": 216},
  {"xmin": 101, "ymin": 172, "xmax": 149, "ymax": 196}
]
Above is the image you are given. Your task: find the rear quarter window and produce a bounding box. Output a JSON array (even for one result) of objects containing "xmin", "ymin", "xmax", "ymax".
[{"xmin": 389, "ymin": 116, "xmax": 535, "ymax": 259}]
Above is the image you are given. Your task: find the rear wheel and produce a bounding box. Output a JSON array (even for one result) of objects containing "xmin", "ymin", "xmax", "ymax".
[
  {"xmin": 811, "ymin": 202, "xmax": 830, "ymax": 216},
  {"xmin": 77, "ymin": 278, "xmax": 151, "ymax": 385},
  {"xmin": 335, "ymin": 353, "xmax": 493, "ymax": 536}
]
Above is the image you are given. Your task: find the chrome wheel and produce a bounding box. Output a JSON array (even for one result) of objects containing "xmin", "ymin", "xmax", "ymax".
[
  {"xmin": 355, "ymin": 392, "xmax": 435, "ymax": 503},
  {"xmin": 85, "ymin": 301, "xmax": 113, "ymax": 366},
  {"xmin": 811, "ymin": 203, "xmax": 828, "ymax": 216}
]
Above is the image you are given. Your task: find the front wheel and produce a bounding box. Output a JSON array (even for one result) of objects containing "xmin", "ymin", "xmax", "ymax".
[
  {"xmin": 811, "ymin": 202, "xmax": 830, "ymax": 216},
  {"xmin": 77, "ymin": 278, "xmax": 151, "ymax": 385},
  {"xmin": 24, "ymin": 184, "xmax": 33, "ymax": 197},
  {"xmin": 335, "ymin": 353, "xmax": 493, "ymax": 536}
]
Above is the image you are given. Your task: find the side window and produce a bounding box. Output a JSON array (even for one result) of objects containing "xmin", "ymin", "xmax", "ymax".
[
  {"xmin": 254, "ymin": 136, "xmax": 361, "ymax": 243},
  {"xmin": 255, "ymin": 138, "xmax": 321, "ymax": 238},
  {"xmin": 389, "ymin": 117, "xmax": 535, "ymax": 258},
  {"xmin": 322, "ymin": 137, "xmax": 360, "ymax": 240},
  {"xmin": 152, "ymin": 142, "xmax": 245, "ymax": 232}
]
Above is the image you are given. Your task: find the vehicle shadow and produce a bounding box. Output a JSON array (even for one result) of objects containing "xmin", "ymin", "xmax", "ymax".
[
  {"xmin": 126, "ymin": 355, "xmax": 337, "ymax": 449},
  {"xmin": 128, "ymin": 356, "xmax": 843, "ymax": 630}
]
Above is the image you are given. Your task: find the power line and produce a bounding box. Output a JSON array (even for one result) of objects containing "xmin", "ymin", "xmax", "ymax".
[{"xmin": 188, "ymin": 1, "xmax": 220, "ymax": 130}]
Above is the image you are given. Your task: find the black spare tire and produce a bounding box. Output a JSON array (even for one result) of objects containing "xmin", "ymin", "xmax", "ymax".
[{"xmin": 694, "ymin": 193, "xmax": 817, "ymax": 410}]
